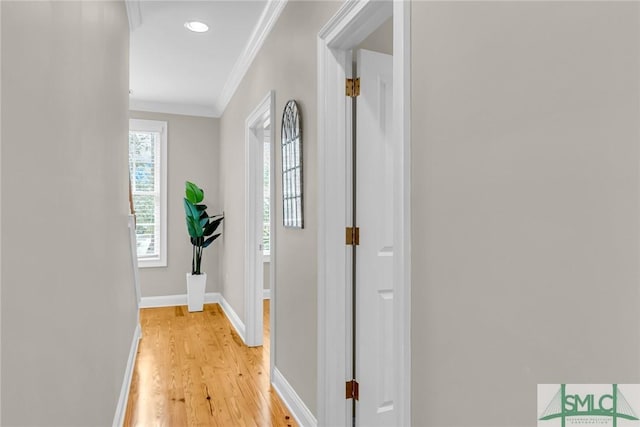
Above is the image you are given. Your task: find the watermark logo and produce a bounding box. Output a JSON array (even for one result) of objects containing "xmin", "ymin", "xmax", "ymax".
[{"xmin": 538, "ymin": 384, "xmax": 640, "ymax": 427}]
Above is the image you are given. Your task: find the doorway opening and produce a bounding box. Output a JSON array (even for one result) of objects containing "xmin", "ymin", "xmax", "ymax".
[
  {"xmin": 245, "ymin": 91, "xmax": 276, "ymax": 362},
  {"xmin": 317, "ymin": 1, "xmax": 411, "ymax": 426}
]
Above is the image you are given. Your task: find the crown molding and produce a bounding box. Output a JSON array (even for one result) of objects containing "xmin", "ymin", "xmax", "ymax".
[
  {"xmin": 318, "ymin": 0, "xmax": 391, "ymax": 49},
  {"xmin": 129, "ymin": 99, "xmax": 219, "ymax": 118},
  {"xmin": 214, "ymin": 0, "xmax": 288, "ymax": 116},
  {"xmin": 125, "ymin": 0, "xmax": 142, "ymax": 32}
]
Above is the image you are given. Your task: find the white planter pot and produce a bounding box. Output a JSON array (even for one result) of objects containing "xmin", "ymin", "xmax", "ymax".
[{"xmin": 186, "ymin": 273, "xmax": 207, "ymax": 312}]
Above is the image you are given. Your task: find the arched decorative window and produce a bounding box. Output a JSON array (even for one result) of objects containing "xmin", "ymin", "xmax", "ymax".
[{"xmin": 281, "ymin": 100, "xmax": 303, "ymax": 228}]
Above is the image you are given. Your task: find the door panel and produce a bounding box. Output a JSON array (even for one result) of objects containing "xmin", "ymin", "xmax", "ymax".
[{"xmin": 356, "ymin": 49, "xmax": 394, "ymax": 427}]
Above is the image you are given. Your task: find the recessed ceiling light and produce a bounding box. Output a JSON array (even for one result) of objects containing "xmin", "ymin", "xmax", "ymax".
[{"xmin": 184, "ymin": 21, "xmax": 209, "ymax": 33}]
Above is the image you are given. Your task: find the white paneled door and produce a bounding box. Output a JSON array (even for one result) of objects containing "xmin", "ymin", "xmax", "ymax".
[{"xmin": 355, "ymin": 49, "xmax": 395, "ymax": 427}]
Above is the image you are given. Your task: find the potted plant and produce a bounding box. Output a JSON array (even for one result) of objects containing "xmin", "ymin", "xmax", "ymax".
[{"xmin": 184, "ymin": 181, "xmax": 223, "ymax": 312}]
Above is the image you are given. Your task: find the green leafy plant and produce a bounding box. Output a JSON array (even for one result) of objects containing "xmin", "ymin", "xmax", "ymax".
[{"xmin": 184, "ymin": 181, "xmax": 223, "ymax": 275}]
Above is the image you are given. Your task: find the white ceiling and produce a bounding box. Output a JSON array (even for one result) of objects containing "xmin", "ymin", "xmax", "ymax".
[{"xmin": 129, "ymin": 0, "xmax": 268, "ymax": 117}]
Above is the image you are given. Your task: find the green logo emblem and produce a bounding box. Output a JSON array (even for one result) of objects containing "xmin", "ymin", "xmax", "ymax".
[{"xmin": 539, "ymin": 384, "xmax": 639, "ymax": 427}]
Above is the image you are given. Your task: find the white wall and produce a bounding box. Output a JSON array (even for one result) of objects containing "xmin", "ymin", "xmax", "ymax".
[
  {"xmin": 411, "ymin": 2, "xmax": 640, "ymax": 425},
  {"xmin": 358, "ymin": 17, "xmax": 392, "ymax": 56},
  {"xmin": 1, "ymin": 1, "xmax": 138, "ymax": 424},
  {"xmin": 130, "ymin": 111, "xmax": 221, "ymax": 298},
  {"xmin": 219, "ymin": 1, "xmax": 340, "ymax": 415}
]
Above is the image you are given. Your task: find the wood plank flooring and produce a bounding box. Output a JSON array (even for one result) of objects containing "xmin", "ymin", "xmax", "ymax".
[{"xmin": 124, "ymin": 300, "xmax": 298, "ymax": 427}]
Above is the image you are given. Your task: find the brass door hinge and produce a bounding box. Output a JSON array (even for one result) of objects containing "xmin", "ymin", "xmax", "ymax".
[
  {"xmin": 346, "ymin": 380, "xmax": 359, "ymax": 400},
  {"xmin": 346, "ymin": 227, "xmax": 360, "ymax": 246},
  {"xmin": 346, "ymin": 78, "xmax": 360, "ymax": 97}
]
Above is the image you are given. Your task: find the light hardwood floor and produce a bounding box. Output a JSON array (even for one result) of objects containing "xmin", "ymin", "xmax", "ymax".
[{"xmin": 124, "ymin": 300, "xmax": 298, "ymax": 426}]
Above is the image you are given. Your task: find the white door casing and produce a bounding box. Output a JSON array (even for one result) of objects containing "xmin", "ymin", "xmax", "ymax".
[
  {"xmin": 317, "ymin": 1, "xmax": 411, "ymax": 426},
  {"xmin": 355, "ymin": 49, "xmax": 395, "ymax": 426},
  {"xmin": 244, "ymin": 90, "xmax": 276, "ymax": 348}
]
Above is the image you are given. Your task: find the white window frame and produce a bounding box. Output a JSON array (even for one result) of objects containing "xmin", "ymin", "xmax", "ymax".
[{"xmin": 129, "ymin": 118, "xmax": 168, "ymax": 268}]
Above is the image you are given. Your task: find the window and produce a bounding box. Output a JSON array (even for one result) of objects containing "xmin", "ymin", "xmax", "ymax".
[
  {"xmin": 281, "ymin": 100, "xmax": 303, "ymax": 228},
  {"xmin": 263, "ymin": 122, "xmax": 271, "ymax": 258},
  {"xmin": 129, "ymin": 119, "xmax": 167, "ymax": 268}
]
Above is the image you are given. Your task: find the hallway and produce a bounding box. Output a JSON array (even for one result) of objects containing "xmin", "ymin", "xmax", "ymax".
[{"xmin": 124, "ymin": 301, "xmax": 297, "ymax": 426}]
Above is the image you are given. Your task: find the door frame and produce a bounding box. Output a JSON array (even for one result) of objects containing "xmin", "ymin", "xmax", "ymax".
[
  {"xmin": 316, "ymin": 1, "xmax": 411, "ymax": 426},
  {"xmin": 244, "ymin": 90, "xmax": 276, "ymax": 348}
]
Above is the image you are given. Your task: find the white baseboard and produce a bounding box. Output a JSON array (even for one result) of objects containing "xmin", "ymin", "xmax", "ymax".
[
  {"xmin": 113, "ymin": 323, "xmax": 141, "ymax": 427},
  {"xmin": 219, "ymin": 295, "xmax": 246, "ymax": 343},
  {"xmin": 140, "ymin": 292, "xmax": 220, "ymax": 308},
  {"xmin": 263, "ymin": 288, "xmax": 271, "ymax": 300},
  {"xmin": 272, "ymin": 367, "xmax": 317, "ymax": 427}
]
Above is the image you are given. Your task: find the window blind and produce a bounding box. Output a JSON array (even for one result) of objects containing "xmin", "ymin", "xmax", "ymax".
[{"xmin": 129, "ymin": 130, "xmax": 161, "ymax": 259}]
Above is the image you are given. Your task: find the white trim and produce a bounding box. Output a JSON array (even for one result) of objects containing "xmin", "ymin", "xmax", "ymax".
[
  {"xmin": 219, "ymin": 295, "xmax": 246, "ymax": 343},
  {"xmin": 129, "ymin": 99, "xmax": 218, "ymax": 118},
  {"xmin": 316, "ymin": 1, "xmax": 411, "ymax": 426},
  {"xmin": 268, "ymin": 91, "xmax": 278, "ymax": 382},
  {"xmin": 318, "ymin": 1, "xmax": 391, "ymax": 50},
  {"xmin": 140, "ymin": 292, "xmax": 220, "ymax": 308},
  {"xmin": 112, "ymin": 323, "xmax": 141, "ymax": 427},
  {"xmin": 129, "ymin": 119, "xmax": 168, "ymax": 269},
  {"xmin": 393, "ymin": 1, "xmax": 412, "ymax": 424},
  {"xmin": 263, "ymin": 289, "xmax": 271, "ymax": 300},
  {"xmin": 124, "ymin": 0, "xmax": 142, "ymax": 32},
  {"xmin": 317, "ymin": 20, "xmax": 350, "ymax": 427},
  {"xmin": 214, "ymin": 1, "xmax": 287, "ymax": 115},
  {"xmin": 244, "ymin": 91, "xmax": 276, "ymax": 348},
  {"xmin": 0, "ymin": 2, "xmax": 3, "ymax": 419},
  {"xmin": 272, "ymin": 367, "xmax": 317, "ymax": 427},
  {"xmin": 128, "ymin": 215, "xmax": 142, "ymax": 307}
]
